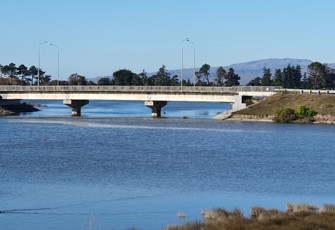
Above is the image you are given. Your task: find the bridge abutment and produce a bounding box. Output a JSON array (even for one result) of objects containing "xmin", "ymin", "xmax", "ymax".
[
  {"xmin": 64, "ymin": 99, "xmax": 89, "ymax": 116},
  {"xmin": 232, "ymin": 95, "xmax": 247, "ymax": 111},
  {"xmin": 145, "ymin": 100, "xmax": 167, "ymax": 117}
]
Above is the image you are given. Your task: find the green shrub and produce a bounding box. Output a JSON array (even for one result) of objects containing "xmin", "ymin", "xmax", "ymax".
[
  {"xmin": 273, "ymin": 108, "xmax": 297, "ymax": 123},
  {"xmin": 295, "ymin": 105, "xmax": 317, "ymax": 119},
  {"xmin": 274, "ymin": 106, "xmax": 317, "ymax": 123}
]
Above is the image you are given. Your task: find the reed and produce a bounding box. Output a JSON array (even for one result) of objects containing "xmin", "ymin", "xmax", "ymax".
[
  {"xmin": 286, "ymin": 203, "xmax": 319, "ymax": 213},
  {"xmin": 321, "ymin": 204, "xmax": 335, "ymax": 214},
  {"xmin": 165, "ymin": 203, "xmax": 335, "ymax": 230}
]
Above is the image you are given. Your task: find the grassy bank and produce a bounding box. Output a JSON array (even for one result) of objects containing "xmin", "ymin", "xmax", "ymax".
[
  {"xmin": 230, "ymin": 92, "xmax": 335, "ymax": 123},
  {"xmin": 164, "ymin": 204, "xmax": 335, "ymax": 230}
]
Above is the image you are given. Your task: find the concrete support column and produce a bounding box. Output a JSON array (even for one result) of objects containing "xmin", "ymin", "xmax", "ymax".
[
  {"xmin": 232, "ymin": 95, "xmax": 247, "ymax": 111},
  {"xmin": 64, "ymin": 99, "xmax": 89, "ymax": 116},
  {"xmin": 145, "ymin": 100, "xmax": 167, "ymax": 117}
]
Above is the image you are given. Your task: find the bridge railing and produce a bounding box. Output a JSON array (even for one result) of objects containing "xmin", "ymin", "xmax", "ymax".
[{"xmin": 0, "ymin": 85, "xmax": 282, "ymax": 93}]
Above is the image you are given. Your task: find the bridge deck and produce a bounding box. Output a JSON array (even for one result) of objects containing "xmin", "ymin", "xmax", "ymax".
[
  {"xmin": 0, "ymin": 85, "xmax": 279, "ymax": 102},
  {"xmin": 0, "ymin": 86, "xmax": 281, "ymax": 116},
  {"xmin": 0, "ymin": 85, "xmax": 279, "ymax": 93}
]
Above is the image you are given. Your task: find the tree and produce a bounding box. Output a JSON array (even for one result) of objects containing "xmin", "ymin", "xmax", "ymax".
[
  {"xmin": 247, "ymin": 77, "xmax": 262, "ymax": 86},
  {"xmin": 87, "ymin": 80, "xmax": 96, "ymax": 85},
  {"xmin": 28, "ymin": 66, "xmax": 38, "ymax": 85},
  {"xmin": 17, "ymin": 64, "xmax": 29, "ymax": 85},
  {"xmin": 1, "ymin": 63, "xmax": 18, "ymax": 84},
  {"xmin": 8, "ymin": 63, "xmax": 17, "ymax": 77},
  {"xmin": 224, "ymin": 68, "xmax": 240, "ymax": 86},
  {"xmin": 307, "ymin": 62, "xmax": 328, "ymax": 89},
  {"xmin": 326, "ymin": 67, "xmax": 335, "ymax": 89},
  {"xmin": 68, "ymin": 73, "xmax": 87, "ymax": 85},
  {"xmin": 170, "ymin": 75, "xmax": 180, "ymax": 86},
  {"xmin": 301, "ymin": 72, "xmax": 310, "ymax": 89},
  {"xmin": 282, "ymin": 64, "xmax": 302, "ymax": 88},
  {"xmin": 132, "ymin": 73, "xmax": 143, "ymax": 86},
  {"xmin": 49, "ymin": 80, "xmax": 68, "ymax": 86},
  {"xmin": 198, "ymin": 63, "xmax": 211, "ymax": 85},
  {"xmin": 97, "ymin": 77, "xmax": 112, "ymax": 85},
  {"xmin": 195, "ymin": 71, "xmax": 203, "ymax": 86},
  {"xmin": 149, "ymin": 65, "xmax": 171, "ymax": 86},
  {"xmin": 293, "ymin": 65, "xmax": 302, "ymax": 88},
  {"xmin": 282, "ymin": 64, "xmax": 293, "ymax": 88},
  {"xmin": 214, "ymin": 67, "xmax": 226, "ymax": 86},
  {"xmin": 261, "ymin": 67, "xmax": 272, "ymax": 86},
  {"xmin": 272, "ymin": 69, "xmax": 283, "ymax": 86},
  {"xmin": 40, "ymin": 75, "xmax": 51, "ymax": 85},
  {"xmin": 139, "ymin": 70, "xmax": 149, "ymax": 86},
  {"xmin": 113, "ymin": 69, "xmax": 139, "ymax": 85}
]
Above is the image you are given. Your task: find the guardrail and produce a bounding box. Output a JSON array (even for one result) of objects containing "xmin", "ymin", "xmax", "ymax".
[
  {"xmin": 276, "ymin": 88, "xmax": 335, "ymax": 94},
  {"xmin": 0, "ymin": 85, "xmax": 281, "ymax": 93}
]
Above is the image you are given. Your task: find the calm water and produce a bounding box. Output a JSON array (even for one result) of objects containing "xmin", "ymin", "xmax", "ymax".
[{"xmin": 1, "ymin": 101, "xmax": 335, "ymax": 230}]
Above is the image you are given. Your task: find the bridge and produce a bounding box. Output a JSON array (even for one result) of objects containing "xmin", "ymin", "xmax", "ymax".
[{"xmin": 0, "ymin": 85, "xmax": 279, "ymax": 117}]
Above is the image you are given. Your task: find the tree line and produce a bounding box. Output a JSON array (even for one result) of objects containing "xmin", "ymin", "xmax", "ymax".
[
  {"xmin": 0, "ymin": 63, "xmax": 241, "ymax": 87},
  {"xmin": 2, "ymin": 61, "xmax": 334, "ymax": 89},
  {"xmin": 247, "ymin": 62, "xmax": 335, "ymax": 89},
  {"xmin": 0, "ymin": 63, "xmax": 53, "ymax": 85},
  {"xmin": 95, "ymin": 64, "xmax": 241, "ymax": 87}
]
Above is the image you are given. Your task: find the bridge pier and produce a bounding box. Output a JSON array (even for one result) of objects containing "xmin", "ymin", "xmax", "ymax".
[
  {"xmin": 145, "ymin": 100, "xmax": 167, "ymax": 117},
  {"xmin": 64, "ymin": 99, "xmax": 89, "ymax": 116}
]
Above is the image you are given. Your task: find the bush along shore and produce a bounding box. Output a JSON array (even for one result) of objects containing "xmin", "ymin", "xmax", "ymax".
[
  {"xmin": 164, "ymin": 203, "xmax": 335, "ymax": 230},
  {"xmin": 227, "ymin": 92, "xmax": 335, "ymax": 124},
  {"xmin": 0, "ymin": 102, "xmax": 39, "ymax": 115}
]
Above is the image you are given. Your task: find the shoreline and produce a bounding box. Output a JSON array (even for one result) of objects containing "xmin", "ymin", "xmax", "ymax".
[{"xmin": 216, "ymin": 112, "xmax": 335, "ymax": 124}]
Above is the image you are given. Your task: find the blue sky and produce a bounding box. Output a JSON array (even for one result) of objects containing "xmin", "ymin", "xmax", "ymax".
[{"xmin": 1, "ymin": 0, "xmax": 335, "ymax": 80}]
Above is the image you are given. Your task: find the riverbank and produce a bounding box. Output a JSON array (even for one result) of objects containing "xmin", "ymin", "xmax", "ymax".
[{"xmin": 219, "ymin": 92, "xmax": 335, "ymax": 124}]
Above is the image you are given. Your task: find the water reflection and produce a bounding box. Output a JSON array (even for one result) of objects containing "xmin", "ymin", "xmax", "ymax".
[{"xmin": 21, "ymin": 100, "xmax": 231, "ymax": 118}]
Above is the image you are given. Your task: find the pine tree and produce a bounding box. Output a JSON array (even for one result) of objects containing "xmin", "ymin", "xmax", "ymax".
[{"xmin": 224, "ymin": 68, "xmax": 240, "ymax": 86}]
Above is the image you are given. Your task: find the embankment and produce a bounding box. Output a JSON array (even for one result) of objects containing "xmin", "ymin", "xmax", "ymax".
[{"xmin": 220, "ymin": 92, "xmax": 335, "ymax": 123}]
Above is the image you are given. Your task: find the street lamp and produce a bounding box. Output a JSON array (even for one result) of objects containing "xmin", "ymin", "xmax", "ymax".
[
  {"xmin": 49, "ymin": 43, "xmax": 60, "ymax": 86},
  {"xmin": 187, "ymin": 40, "xmax": 196, "ymax": 87},
  {"xmin": 181, "ymin": 38, "xmax": 188, "ymax": 90},
  {"xmin": 38, "ymin": 41, "xmax": 48, "ymax": 86},
  {"xmin": 181, "ymin": 38, "xmax": 196, "ymax": 89}
]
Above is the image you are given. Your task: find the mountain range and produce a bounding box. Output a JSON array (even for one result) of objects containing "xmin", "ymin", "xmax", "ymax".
[{"xmin": 170, "ymin": 58, "xmax": 335, "ymax": 85}]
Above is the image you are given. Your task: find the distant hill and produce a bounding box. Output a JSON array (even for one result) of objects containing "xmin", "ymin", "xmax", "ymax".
[
  {"xmin": 89, "ymin": 58, "xmax": 335, "ymax": 85},
  {"xmin": 169, "ymin": 58, "xmax": 316, "ymax": 85}
]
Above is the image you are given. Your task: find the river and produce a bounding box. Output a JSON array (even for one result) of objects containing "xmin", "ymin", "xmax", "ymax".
[{"xmin": 1, "ymin": 101, "xmax": 335, "ymax": 229}]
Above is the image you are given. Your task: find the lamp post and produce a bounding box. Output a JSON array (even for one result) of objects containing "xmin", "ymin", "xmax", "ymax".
[
  {"xmin": 181, "ymin": 38, "xmax": 189, "ymax": 90},
  {"xmin": 181, "ymin": 38, "xmax": 196, "ymax": 89},
  {"xmin": 186, "ymin": 39, "xmax": 196, "ymax": 87},
  {"xmin": 49, "ymin": 43, "xmax": 60, "ymax": 86},
  {"xmin": 38, "ymin": 41, "xmax": 48, "ymax": 86}
]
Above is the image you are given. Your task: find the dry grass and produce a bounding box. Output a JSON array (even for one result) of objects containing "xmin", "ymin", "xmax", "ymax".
[
  {"xmin": 321, "ymin": 204, "xmax": 335, "ymax": 214},
  {"xmin": 165, "ymin": 204, "xmax": 335, "ymax": 230},
  {"xmin": 233, "ymin": 92, "xmax": 335, "ymax": 119}
]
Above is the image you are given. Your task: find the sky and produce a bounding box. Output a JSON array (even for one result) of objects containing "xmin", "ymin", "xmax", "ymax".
[{"xmin": 1, "ymin": 0, "xmax": 335, "ymax": 80}]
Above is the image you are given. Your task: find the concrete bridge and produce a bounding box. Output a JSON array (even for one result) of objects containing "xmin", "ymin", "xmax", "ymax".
[{"xmin": 0, "ymin": 85, "xmax": 279, "ymax": 117}]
